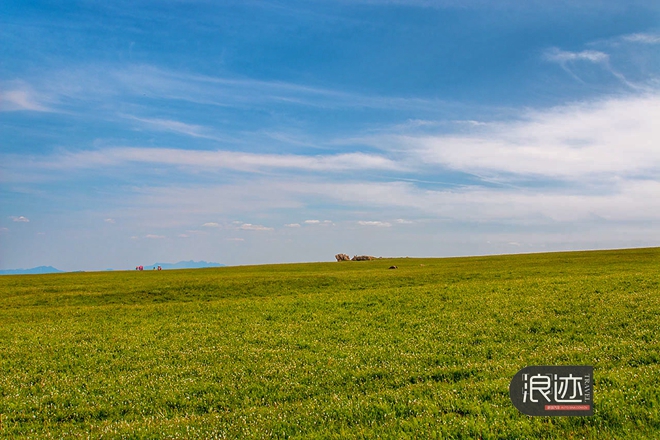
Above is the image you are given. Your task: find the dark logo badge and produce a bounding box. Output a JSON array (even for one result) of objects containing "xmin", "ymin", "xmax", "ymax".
[{"xmin": 509, "ymin": 366, "xmax": 593, "ymax": 416}]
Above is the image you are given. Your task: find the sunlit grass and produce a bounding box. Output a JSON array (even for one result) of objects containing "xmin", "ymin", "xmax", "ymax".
[{"xmin": 1, "ymin": 248, "xmax": 659, "ymax": 438}]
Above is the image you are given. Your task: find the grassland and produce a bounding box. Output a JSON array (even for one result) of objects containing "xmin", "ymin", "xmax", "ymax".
[{"xmin": 0, "ymin": 248, "xmax": 659, "ymax": 439}]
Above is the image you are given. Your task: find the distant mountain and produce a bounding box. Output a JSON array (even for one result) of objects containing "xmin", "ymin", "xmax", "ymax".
[
  {"xmin": 150, "ymin": 260, "xmax": 225, "ymax": 270},
  {"xmin": 0, "ymin": 266, "xmax": 63, "ymax": 275},
  {"xmin": 0, "ymin": 261, "xmax": 225, "ymax": 275}
]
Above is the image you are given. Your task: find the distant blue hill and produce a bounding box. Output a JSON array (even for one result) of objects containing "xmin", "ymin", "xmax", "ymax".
[
  {"xmin": 150, "ymin": 260, "xmax": 225, "ymax": 270},
  {"xmin": 0, "ymin": 266, "xmax": 63, "ymax": 275}
]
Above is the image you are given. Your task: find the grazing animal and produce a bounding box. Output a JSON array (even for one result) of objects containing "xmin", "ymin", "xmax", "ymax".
[{"xmin": 389, "ymin": 265, "xmax": 398, "ymax": 269}]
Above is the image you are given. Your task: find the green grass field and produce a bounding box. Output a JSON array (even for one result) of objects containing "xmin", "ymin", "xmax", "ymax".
[{"xmin": 1, "ymin": 248, "xmax": 659, "ymax": 439}]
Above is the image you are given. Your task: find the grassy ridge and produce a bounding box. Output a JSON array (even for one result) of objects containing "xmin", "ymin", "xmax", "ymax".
[{"xmin": 0, "ymin": 248, "xmax": 659, "ymax": 438}]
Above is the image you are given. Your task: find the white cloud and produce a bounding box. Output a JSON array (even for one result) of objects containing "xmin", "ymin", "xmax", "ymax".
[
  {"xmin": 295, "ymin": 179, "xmax": 660, "ymax": 223},
  {"xmin": 542, "ymin": 46, "xmax": 640, "ymax": 89},
  {"xmin": 37, "ymin": 232, "xmax": 46, "ymax": 236},
  {"xmin": 178, "ymin": 234, "xmax": 189, "ymax": 238},
  {"xmin": 126, "ymin": 116, "xmax": 224, "ymax": 140},
  {"xmin": 302, "ymin": 219, "xmax": 333, "ymax": 226},
  {"xmin": 119, "ymin": 172, "xmax": 660, "ymax": 235},
  {"xmin": 395, "ymin": 218, "xmax": 414, "ymax": 224},
  {"xmin": 11, "ymin": 89, "xmax": 653, "ymax": 245},
  {"xmin": 94, "ymin": 92, "xmax": 660, "ymax": 230},
  {"xmin": 110, "ymin": 65, "xmax": 446, "ymax": 113},
  {"xmin": 202, "ymin": 222, "xmax": 221, "ymax": 228},
  {"xmin": 543, "ymin": 48, "xmax": 609, "ymax": 64},
  {"xmin": 622, "ymin": 33, "xmax": 660, "ymax": 44},
  {"xmin": 145, "ymin": 234, "xmax": 165, "ymax": 239},
  {"xmin": 386, "ymin": 93, "xmax": 660, "ymax": 179},
  {"xmin": 8, "ymin": 147, "xmax": 402, "ymax": 175},
  {"xmin": 239, "ymin": 223, "xmax": 273, "ymax": 231},
  {"xmin": 0, "ymin": 227, "xmax": 8, "ymax": 233},
  {"xmin": 358, "ymin": 220, "xmax": 392, "ymax": 227},
  {"xmin": 284, "ymin": 223, "xmax": 301, "ymax": 227},
  {"xmin": 10, "ymin": 216, "xmax": 30, "ymax": 222},
  {"xmin": 227, "ymin": 237, "xmax": 245, "ymax": 241},
  {"xmin": 104, "ymin": 218, "xmax": 116, "ymax": 224},
  {"xmin": 0, "ymin": 89, "xmax": 50, "ymax": 112}
]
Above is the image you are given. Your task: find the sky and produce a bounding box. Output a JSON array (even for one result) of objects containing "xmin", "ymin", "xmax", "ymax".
[{"xmin": 1, "ymin": 0, "xmax": 660, "ymax": 271}]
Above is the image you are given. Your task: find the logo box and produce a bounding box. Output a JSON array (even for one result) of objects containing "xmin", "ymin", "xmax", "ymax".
[{"xmin": 509, "ymin": 366, "xmax": 593, "ymax": 416}]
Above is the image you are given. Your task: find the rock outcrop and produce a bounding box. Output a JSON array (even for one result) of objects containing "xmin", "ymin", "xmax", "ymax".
[
  {"xmin": 335, "ymin": 253, "xmax": 351, "ymax": 261},
  {"xmin": 351, "ymin": 255, "xmax": 375, "ymax": 261}
]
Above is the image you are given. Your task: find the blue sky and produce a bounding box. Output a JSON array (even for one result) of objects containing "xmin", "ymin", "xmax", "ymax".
[{"xmin": 1, "ymin": 0, "xmax": 660, "ymax": 271}]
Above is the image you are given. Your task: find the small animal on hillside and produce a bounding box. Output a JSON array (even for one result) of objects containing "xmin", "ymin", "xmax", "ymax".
[{"xmin": 389, "ymin": 265, "xmax": 398, "ymax": 269}]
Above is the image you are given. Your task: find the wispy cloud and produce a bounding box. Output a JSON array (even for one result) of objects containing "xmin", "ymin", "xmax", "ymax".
[
  {"xmin": 16, "ymin": 64, "xmax": 451, "ymax": 117},
  {"xmin": 202, "ymin": 222, "xmax": 221, "ymax": 228},
  {"xmin": 145, "ymin": 234, "xmax": 165, "ymax": 239},
  {"xmin": 112, "ymin": 65, "xmax": 449, "ymax": 112},
  {"xmin": 10, "ymin": 216, "xmax": 30, "ymax": 222},
  {"xmin": 62, "ymin": 92, "xmax": 660, "ymax": 230},
  {"xmin": 543, "ymin": 46, "xmax": 642, "ymax": 89},
  {"xmin": 104, "ymin": 218, "xmax": 116, "ymax": 224},
  {"xmin": 543, "ymin": 48, "xmax": 609, "ymax": 84},
  {"xmin": 284, "ymin": 223, "xmax": 301, "ymax": 227},
  {"xmin": 289, "ymin": 179, "xmax": 660, "ymax": 223},
  {"xmin": 128, "ymin": 116, "xmax": 207, "ymax": 136},
  {"xmin": 544, "ymin": 48, "xmax": 609, "ymax": 64},
  {"xmin": 64, "ymin": 171, "xmax": 660, "ymax": 262},
  {"xmin": 0, "ymin": 88, "xmax": 51, "ymax": 112},
  {"xmin": 303, "ymin": 219, "xmax": 333, "ymax": 225},
  {"xmin": 239, "ymin": 223, "xmax": 273, "ymax": 231},
  {"xmin": 125, "ymin": 115, "xmax": 228, "ymax": 141},
  {"xmin": 7, "ymin": 92, "xmax": 656, "ymax": 230},
  {"xmin": 358, "ymin": 220, "xmax": 392, "ymax": 227},
  {"xmin": 5, "ymin": 147, "xmax": 402, "ymax": 177},
  {"xmin": 622, "ymin": 33, "xmax": 660, "ymax": 44},
  {"xmin": 369, "ymin": 93, "xmax": 660, "ymax": 180}
]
